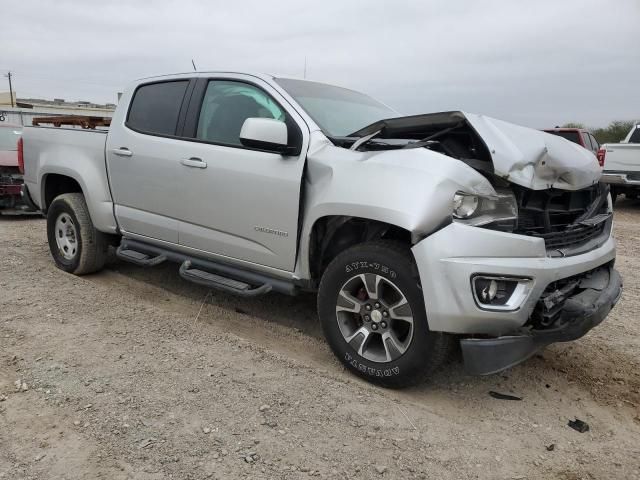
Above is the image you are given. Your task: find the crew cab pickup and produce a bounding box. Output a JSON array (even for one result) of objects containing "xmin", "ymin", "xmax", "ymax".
[
  {"xmin": 599, "ymin": 123, "xmax": 640, "ymax": 201},
  {"xmin": 22, "ymin": 72, "xmax": 622, "ymax": 387},
  {"xmin": 542, "ymin": 127, "xmax": 600, "ymax": 158}
]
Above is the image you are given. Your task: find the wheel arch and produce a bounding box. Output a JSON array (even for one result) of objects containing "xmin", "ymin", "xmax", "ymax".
[
  {"xmin": 302, "ymin": 214, "xmax": 413, "ymax": 286},
  {"xmin": 42, "ymin": 173, "xmax": 82, "ymax": 211},
  {"xmin": 39, "ymin": 168, "xmax": 117, "ymax": 234}
]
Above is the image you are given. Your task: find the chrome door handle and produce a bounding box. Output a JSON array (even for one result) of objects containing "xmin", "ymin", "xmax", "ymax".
[
  {"xmin": 180, "ymin": 157, "xmax": 207, "ymax": 169},
  {"xmin": 112, "ymin": 148, "xmax": 132, "ymax": 157}
]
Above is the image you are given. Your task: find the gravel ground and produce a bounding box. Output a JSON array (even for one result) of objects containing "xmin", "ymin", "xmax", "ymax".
[{"xmin": 1, "ymin": 200, "xmax": 639, "ymax": 480}]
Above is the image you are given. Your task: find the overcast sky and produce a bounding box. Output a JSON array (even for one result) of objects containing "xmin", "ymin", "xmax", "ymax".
[{"xmin": 1, "ymin": 0, "xmax": 638, "ymax": 128}]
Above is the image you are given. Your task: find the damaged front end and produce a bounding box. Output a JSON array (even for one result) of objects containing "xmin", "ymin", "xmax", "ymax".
[
  {"xmin": 345, "ymin": 110, "xmax": 603, "ymax": 191},
  {"xmin": 461, "ymin": 264, "xmax": 622, "ymax": 375}
]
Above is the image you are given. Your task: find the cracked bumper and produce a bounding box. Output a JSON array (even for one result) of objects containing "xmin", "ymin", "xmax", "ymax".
[
  {"xmin": 411, "ymin": 223, "xmax": 617, "ymax": 335},
  {"xmin": 460, "ymin": 266, "xmax": 622, "ymax": 375},
  {"xmin": 411, "ymin": 223, "xmax": 620, "ymax": 374}
]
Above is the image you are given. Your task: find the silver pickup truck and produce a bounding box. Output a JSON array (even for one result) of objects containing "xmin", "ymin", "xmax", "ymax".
[{"xmin": 22, "ymin": 72, "xmax": 622, "ymax": 387}]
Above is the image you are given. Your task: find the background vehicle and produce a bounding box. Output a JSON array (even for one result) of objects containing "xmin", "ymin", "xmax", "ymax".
[
  {"xmin": 542, "ymin": 127, "xmax": 600, "ymax": 159},
  {"xmin": 21, "ymin": 73, "xmax": 621, "ymax": 387},
  {"xmin": 0, "ymin": 123, "xmax": 33, "ymax": 214},
  {"xmin": 598, "ymin": 123, "xmax": 640, "ymax": 202}
]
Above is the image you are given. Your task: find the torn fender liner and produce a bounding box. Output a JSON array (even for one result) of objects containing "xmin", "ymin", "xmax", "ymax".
[
  {"xmin": 461, "ymin": 267, "xmax": 622, "ymax": 376},
  {"xmin": 350, "ymin": 111, "xmax": 602, "ymax": 191}
]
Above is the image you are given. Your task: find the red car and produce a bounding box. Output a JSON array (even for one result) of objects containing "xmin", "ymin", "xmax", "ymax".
[
  {"xmin": 543, "ymin": 127, "xmax": 601, "ymax": 164},
  {"xmin": 0, "ymin": 123, "xmax": 33, "ymax": 213}
]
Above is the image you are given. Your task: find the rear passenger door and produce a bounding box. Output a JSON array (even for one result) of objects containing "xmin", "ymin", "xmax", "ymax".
[{"xmin": 106, "ymin": 79, "xmax": 194, "ymax": 243}]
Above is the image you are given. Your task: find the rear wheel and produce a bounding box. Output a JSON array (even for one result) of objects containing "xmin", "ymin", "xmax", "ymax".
[
  {"xmin": 46, "ymin": 193, "xmax": 108, "ymax": 275},
  {"xmin": 317, "ymin": 241, "xmax": 452, "ymax": 388}
]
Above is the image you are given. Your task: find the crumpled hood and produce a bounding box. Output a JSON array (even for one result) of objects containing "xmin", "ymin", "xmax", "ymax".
[
  {"xmin": 463, "ymin": 113, "xmax": 601, "ymax": 190},
  {"xmin": 350, "ymin": 111, "xmax": 602, "ymax": 191}
]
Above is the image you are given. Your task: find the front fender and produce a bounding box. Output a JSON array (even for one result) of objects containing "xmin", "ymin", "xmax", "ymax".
[{"xmin": 294, "ymin": 135, "xmax": 495, "ymax": 280}]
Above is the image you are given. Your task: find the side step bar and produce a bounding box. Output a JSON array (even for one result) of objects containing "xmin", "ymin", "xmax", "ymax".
[
  {"xmin": 116, "ymin": 245, "xmax": 167, "ymax": 267},
  {"xmin": 179, "ymin": 261, "xmax": 272, "ymax": 297},
  {"xmin": 116, "ymin": 239, "xmax": 297, "ymax": 297}
]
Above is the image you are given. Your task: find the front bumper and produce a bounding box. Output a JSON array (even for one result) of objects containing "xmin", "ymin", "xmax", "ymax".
[
  {"xmin": 411, "ymin": 223, "xmax": 617, "ymax": 335},
  {"xmin": 411, "ymin": 222, "xmax": 620, "ymax": 373},
  {"xmin": 460, "ymin": 266, "xmax": 622, "ymax": 375}
]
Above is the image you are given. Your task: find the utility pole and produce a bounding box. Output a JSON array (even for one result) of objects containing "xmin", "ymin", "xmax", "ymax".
[
  {"xmin": 303, "ymin": 56, "xmax": 307, "ymax": 79},
  {"xmin": 5, "ymin": 71, "xmax": 15, "ymax": 107}
]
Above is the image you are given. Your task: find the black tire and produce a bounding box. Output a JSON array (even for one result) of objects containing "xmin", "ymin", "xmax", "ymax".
[
  {"xmin": 46, "ymin": 193, "xmax": 108, "ymax": 275},
  {"xmin": 317, "ymin": 240, "xmax": 452, "ymax": 388}
]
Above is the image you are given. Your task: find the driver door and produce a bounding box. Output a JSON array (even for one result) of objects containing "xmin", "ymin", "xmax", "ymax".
[{"xmin": 176, "ymin": 77, "xmax": 308, "ymax": 272}]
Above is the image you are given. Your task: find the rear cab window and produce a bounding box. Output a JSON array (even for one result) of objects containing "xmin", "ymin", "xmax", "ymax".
[
  {"xmin": 126, "ymin": 81, "xmax": 189, "ymax": 136},
  {"xmin": 545, "ymin": 130, "xmax": 581, "ymax": 145}
]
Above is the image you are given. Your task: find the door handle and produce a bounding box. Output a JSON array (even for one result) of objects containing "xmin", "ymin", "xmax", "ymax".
[
  {"xmin": 112, "ymin": 148, "xmax": 132, "ymax": 157},
  {"xmin": 180, "ymin": 157, "xmax": 207, "ymax": 169}
]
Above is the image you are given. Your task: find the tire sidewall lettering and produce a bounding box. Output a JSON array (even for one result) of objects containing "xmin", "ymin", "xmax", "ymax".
[
  {"xmin": 345, "ymin": 352, "xmax": 400, "ymax": 377},
  {"xmin": 344, "ymin": 261, "xmax": 397, "ymax": 279}
]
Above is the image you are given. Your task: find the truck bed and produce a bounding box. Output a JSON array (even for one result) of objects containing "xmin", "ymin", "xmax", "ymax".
[
  {"xmin": 602, "ymin": 143, "xmax": 640, "ymax": 173},
  {"xmin": 22, "ymin": 126, "xmax": 118, "ymax": 233}
]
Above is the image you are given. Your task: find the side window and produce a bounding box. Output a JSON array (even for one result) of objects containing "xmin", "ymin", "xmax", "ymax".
[
  {"xmin": 581, "ymin": 132, "xmax": 591, "ymax": 150},
  {"xmin": 127, "ymin": 81, "xmax": 189, "ymax": 136},
  {"xmin": 196, "ymin": 81, "xmax": 285, "ymax": 146},
  {"xmin": 589, "ymin": 134, "xmax": 599, "ymax": 151}
]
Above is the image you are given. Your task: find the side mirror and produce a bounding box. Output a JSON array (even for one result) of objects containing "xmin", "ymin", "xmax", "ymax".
[{"xmin": 240, "ymin": 118, "xmax": 290, "ymax": 154}]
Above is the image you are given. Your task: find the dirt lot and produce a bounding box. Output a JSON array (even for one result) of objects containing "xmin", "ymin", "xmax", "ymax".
[{"xmin": 1, "ymin": 201, "xmax": 639, "ymax": 480}]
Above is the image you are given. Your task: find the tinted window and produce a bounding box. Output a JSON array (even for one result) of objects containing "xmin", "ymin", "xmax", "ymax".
[
  {"xmin": 545, "ymin": 130, "xmax": 581, "ymax": 145},
  {"xmin": 581, "ymin": 132, "xmax": 591, "ymax": 149},
  {"xmin": 589, "ymin": 134, "xmax": 599, "ymax": 151},
  {"xmin": 196, "ymin": 81, "xmax": 284, "ymax": 146},
  {"xmin": 629, "ymin": 126, "xmax": 640, "ymax": 143},
  {"xmin": 127, "ymin": 81, "xmax": 189, "ymax": 136}
]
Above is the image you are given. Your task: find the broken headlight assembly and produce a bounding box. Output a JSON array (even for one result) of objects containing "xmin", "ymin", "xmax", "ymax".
[{"xmin": 452, "ymin": 190, "xmax": 518, "ymax": 230}]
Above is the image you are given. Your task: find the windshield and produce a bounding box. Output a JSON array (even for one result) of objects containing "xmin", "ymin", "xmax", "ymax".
[
  {"xmin": 275, "ymin": 78, "xmax": 398, "ymax": 137},
  {"xmin": 0, "ymin": 126, "xmax": 22, "ymax": 151}
]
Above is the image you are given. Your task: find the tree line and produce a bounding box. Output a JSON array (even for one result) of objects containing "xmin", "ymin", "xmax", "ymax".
[{"xmin": 562, "ymin": 120, "xmax": 635, "ymax": 144}]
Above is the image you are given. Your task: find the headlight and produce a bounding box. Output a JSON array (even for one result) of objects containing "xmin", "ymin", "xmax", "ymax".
[
  {"xmin": 452, "ymin": 190, "xmax": 518, "ymax": 228},
  {"xmin": 453, "ymin": 193, "xmax": 480, "ymax": 219}
]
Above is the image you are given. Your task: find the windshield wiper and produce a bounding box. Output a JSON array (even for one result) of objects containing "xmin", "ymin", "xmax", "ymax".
[
  {"xmin": 349, "ymin": 129, "xmax": 382, "ymax": 151},
  {"xmin": 402, "ymin": 121, "xmax": 466, "ymax": 149}
]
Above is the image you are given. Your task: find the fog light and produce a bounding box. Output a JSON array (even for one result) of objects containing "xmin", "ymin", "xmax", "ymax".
[{"xmin": 472, "ymin": 275, "xmax": 532, "ymax": 311}]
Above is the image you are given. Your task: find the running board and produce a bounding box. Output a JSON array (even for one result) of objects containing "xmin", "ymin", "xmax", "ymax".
[
  {"xmin": 117, "ymin": 238, "xmax": 297, "ymax": 296},
  {"xmin": 179, "ymin": 261, "xmax": 272, "ymax": 297},
  {"xmin": 116, "ymin": 245, "xmax": 167, "ymax": 267}
]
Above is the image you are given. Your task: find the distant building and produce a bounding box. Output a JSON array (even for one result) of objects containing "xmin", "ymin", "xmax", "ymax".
[{"xmin": 0, "ymin": 92, "xmax": 116, "ymax": 126}]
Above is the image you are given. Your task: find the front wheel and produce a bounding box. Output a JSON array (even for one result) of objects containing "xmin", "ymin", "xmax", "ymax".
[
  {"xmin": 46, "ymin": 193, "xmax": 108, "ymax": 275},
  {"xmin": 317, "ymin": 241, "xmax": 452, "ymax": 388}
]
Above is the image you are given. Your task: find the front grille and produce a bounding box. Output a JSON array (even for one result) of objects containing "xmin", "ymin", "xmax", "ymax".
[
  {"xmin": 529, "ymin": 222, "xmax": 606, "ymax": 250},
  {"xmin": 512, "ymin": 183, "xmax": 609, "ymax": 252}
]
